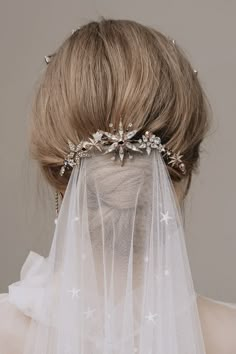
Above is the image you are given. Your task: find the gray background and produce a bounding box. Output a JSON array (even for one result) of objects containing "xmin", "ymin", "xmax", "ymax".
[{"xmin": 0, "ymin": 0, "xmax": 235, "ymax": 302}]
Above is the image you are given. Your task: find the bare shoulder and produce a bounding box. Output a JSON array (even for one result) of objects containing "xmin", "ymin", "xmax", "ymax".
[
  {"xmin": 197, "ymin": 294, "xmax": 236, "ymax": 354},
  {"xmin": 0, "ymin": 294, "xmax": 30, "ymax": 354}
]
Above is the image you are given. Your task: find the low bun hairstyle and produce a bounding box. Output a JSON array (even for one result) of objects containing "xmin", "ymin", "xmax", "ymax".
[{"xmin": 30, "ymin": 18, "xmax": 210, "ymax": 197}]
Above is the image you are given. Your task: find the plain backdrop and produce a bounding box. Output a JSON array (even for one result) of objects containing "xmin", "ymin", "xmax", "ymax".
[{"xmin": 0, "ymin": 0, "xmax": 235, "ymax": 302}]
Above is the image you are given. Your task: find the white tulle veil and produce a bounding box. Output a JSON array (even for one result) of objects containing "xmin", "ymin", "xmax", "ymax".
[{"xmin": 9, "ymin": 147, "xmax": 206, "ymax": 353}]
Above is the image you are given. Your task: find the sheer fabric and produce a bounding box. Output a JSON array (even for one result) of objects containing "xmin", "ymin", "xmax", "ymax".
[{"xmin": 8, "ymin": 149, "xmax": 206, "ymax": 353}]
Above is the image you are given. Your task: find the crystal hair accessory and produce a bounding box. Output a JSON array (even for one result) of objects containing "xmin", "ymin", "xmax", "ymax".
[
  {"xmin": 71, "ymin": 26, "xmax": 81, "ymax": 34},
  {"xmin": 44, "ymin": 27, "xmax": 81, "ymax": 65},
  {"xmin": 59, "ymin": 120, "xmax": 186, "ymax": 177},
  {"xmin": 44, "ymin": 28, "xmax": 198, "ymax": 75},
  {"xmin": 6, "ymin": 25, "xmax": 205, "ymax": 354},
  {"xmin": 168, "ymin": 37, "xmax": 198, "ymax": 75},
  {"xmin": 44, "ymin": 55, "xmax": 54, "ymax": 64}
]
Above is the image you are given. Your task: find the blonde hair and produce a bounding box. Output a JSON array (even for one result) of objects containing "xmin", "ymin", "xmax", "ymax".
[{"xmin": 30, "ymin": 18, "xmax": 210, "ymax": 197}]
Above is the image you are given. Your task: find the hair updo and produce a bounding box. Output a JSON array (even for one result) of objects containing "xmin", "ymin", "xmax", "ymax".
[{"xmin": 30, "ymin": 18, "xmax": 210, "ymax": 197}]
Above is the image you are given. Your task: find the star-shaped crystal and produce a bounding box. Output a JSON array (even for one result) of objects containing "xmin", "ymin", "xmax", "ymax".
[
  {"xmin": 101, "ymin": 120, "xmax": 143, "ymax": 165},
  {"xmin": 68, "ymin": 139, "xmax": 82, "ymax": 153},
  {"xmin": 84, "ymin": 136, "xmax": 103, "ymax": 152},
  {"xmin": 168, "ymin": 151, "xmax": 183, "ymax": 167},
  {"xmin": 84, "ymin": 306, "xmax": 96, "ymax": 319},
  {"xmin": 68, "ymin": 287, "xmax": 81, "ymax": 299},
  {"xmin": 60, "ymin": 138, "xmax": 100, "ymax": 176},
  {"xmin": 92, "ymin": 130, "xmax": 104, "ymax": 142},
  {"xmin": 160, "ymin": 211, "xmax": 172, "ymax": 225},
  {"xmin": 60, "ymin": 140, "xmax": 85, "ymax": 176},
  {"xmin": 145, "ymin": 311, "xmax": 158, "ymax": 324}
]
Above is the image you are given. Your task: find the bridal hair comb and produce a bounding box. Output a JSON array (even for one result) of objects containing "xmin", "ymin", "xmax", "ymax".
[
  {"xmin": 59, "ymin": 120, "xmax": 186, "ymax": 177},
  {"xmin": 43, "ymin": 28, "xmax": 194, "ymax": 177}
]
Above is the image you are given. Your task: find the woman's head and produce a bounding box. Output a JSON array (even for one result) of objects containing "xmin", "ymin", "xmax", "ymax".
[{"xmin": 30, "ymin": 18, "xmax": 210, "ymax": 200}]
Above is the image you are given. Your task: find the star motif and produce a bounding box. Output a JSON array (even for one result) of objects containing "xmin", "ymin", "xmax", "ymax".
[
  {"xmin": 101, "ymin": 120, "xmax": 143, "ymax": 165},
  {"xmin": 84, "ymin": 136, "xmax": 103, "ymax": 152},
  {"xmin": 84, "ymin": 306, "xmax": 96, "ymax": 319},
  {"xmin": 168, "ymin": 151, "xmax": 183, "ymax": 167},
  {"xmin": 160, "ymin": 211, "xmax": 172, "ymax": 225},
  {"xmin": 68, "ymin": 139, "xmax": 82, "ymax": 153},
  {"xmin": 145, "ymin": 311, "xmax": 158, "ymax": 324},
  {"xmin": 60, "ymin": 137, "xmax": 103, "ymax": 176},
  {"xmin": 60, "ymin": 140, "xmax": 84, "ymax": 176},
  {"xmin": 92, "ymin": 131, "xmax": 104, "ymax": 142},
  {"xmin": 68, "ymin": 287, "xmax": 81, "ymax": 299}
]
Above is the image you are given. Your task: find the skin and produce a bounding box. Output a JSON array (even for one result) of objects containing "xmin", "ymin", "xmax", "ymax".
[
  {"xmin": 178, "ymin": 178, "xmax": 236, "ymax": 354},
  {"xmin": 197, "ymin": 295, "xmax": 236, "ymax": 354},
  {"xmin": 0, "ymin": 179, "xmax": 235, "ymax": 353}
]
